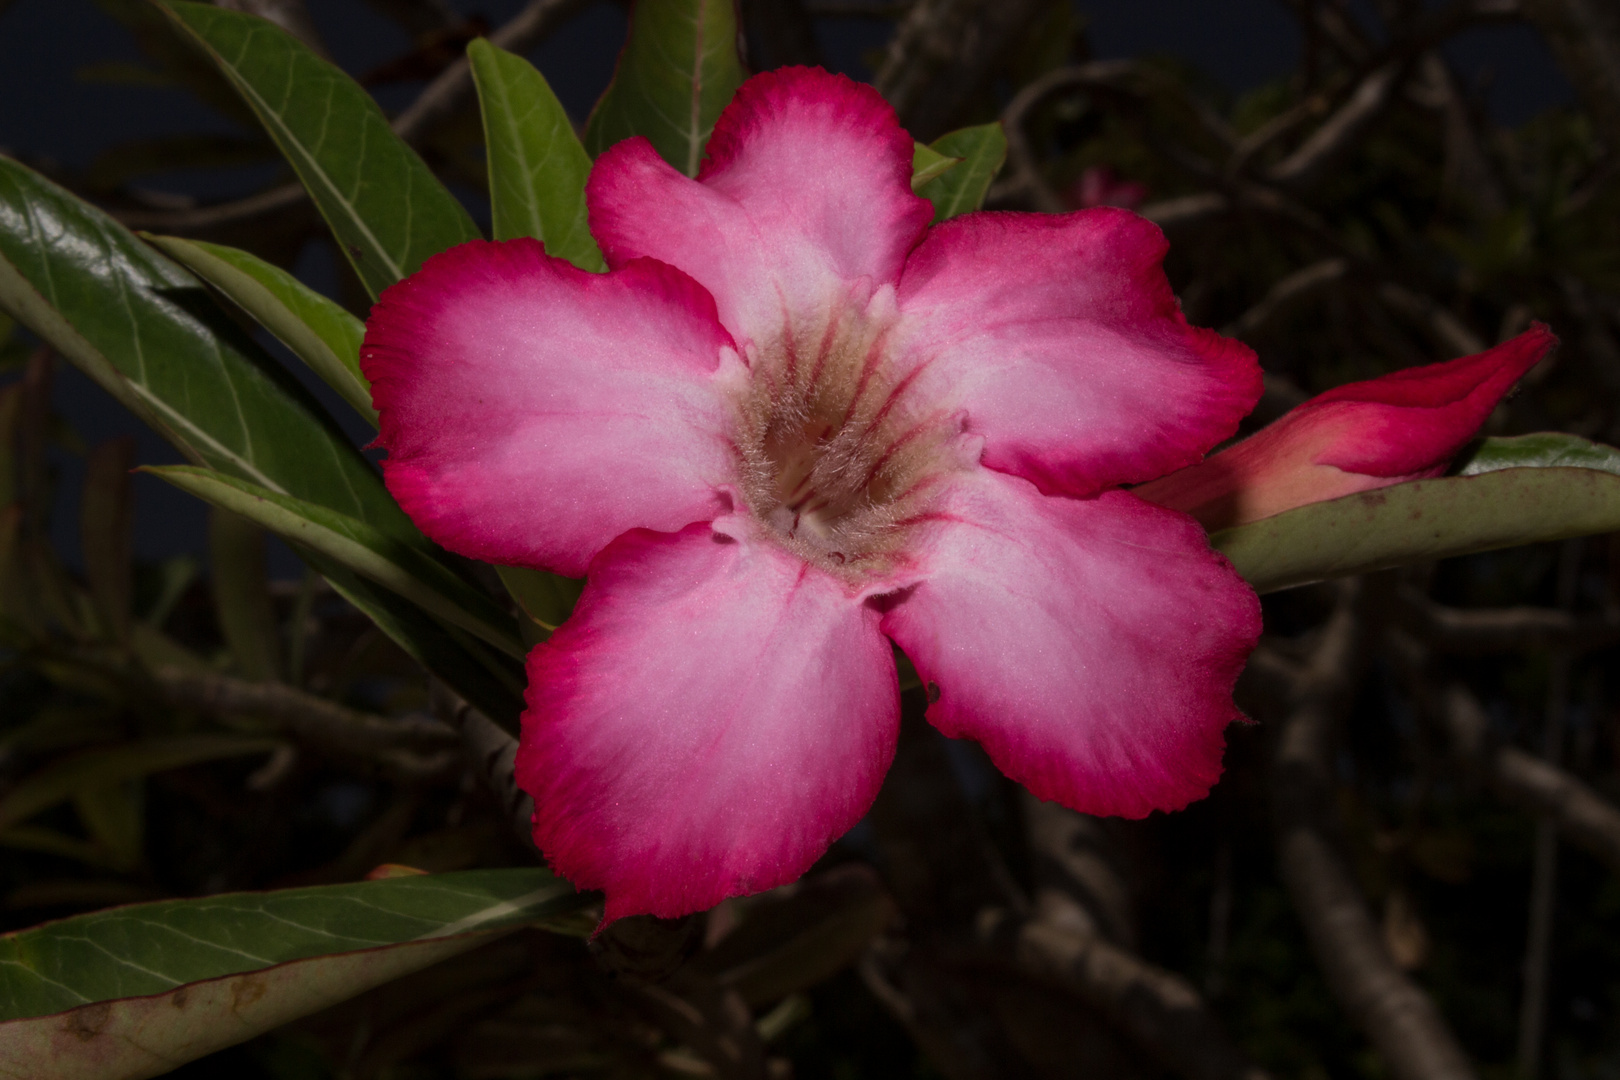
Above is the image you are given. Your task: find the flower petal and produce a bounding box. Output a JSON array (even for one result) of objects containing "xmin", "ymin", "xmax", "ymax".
[
  {"xmin": 881, "ymin": 471, "xmax": 1259, "ymax": 818},
  {"xmin": 587, "ymin": 67, "xmax": 933, "ymax": 348},
  {"xmin": 517, "ymin": 523, "xmax": 899, "ymax": 922},
  {"xmin": 1135, "ymin": 325, "xmax": 1557, "ymax": 529},
  {"xmin": 363, "ymin": 240, "xmax": 737, "ymax": 576},
  {"xmin": 893, "ymin": 209, "xmax": 1262, "ymax": 497}
]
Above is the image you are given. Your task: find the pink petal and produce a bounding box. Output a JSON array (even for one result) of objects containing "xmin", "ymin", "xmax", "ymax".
[
  {"xmin": 1135, "ymin": 325, "xmax": 1557, "ymax": 530},
  {"xmin": 517, "ymin": 523, "xmax": 899, "ymax": 922},
  {"xmin": 363, "ymin": 240, "xmax": 737, "ymax": 576},
  {"xmin": 587, "ymin": 67, "xmax": 934, "ymax": 348},
  {"xmin": 893, "ymin": 209, "xmax": 1262, "ymax": 498},
  {"xmin": 881, "ymin": 471, "xmax": 1259, "ymax": 818}
]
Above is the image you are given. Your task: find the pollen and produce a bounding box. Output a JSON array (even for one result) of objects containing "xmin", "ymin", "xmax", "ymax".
[{"xmin": 731, "ymin": 286, "xmax": 961, "ymax": 579}]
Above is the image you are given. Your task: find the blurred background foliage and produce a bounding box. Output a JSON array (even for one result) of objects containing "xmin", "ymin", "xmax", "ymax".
[{"xmin": 4, "ymin": 0, "xmax": 1620, "ymax": 1077}]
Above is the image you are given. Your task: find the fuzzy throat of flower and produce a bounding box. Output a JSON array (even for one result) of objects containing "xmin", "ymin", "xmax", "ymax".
[{"xmin": 731, "ymin": 291, "xmax": 961, "ymax": 581}]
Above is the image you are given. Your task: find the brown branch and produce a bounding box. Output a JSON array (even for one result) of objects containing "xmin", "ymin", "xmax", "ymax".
[
  {"xmin": 999, "ymin": 62, "xmax": 1139, "ymax": 214},
  {"xmin": 1376, "ymin": 282, "xmax": 1487, "ymax": 356},
  {"xmin": 1267, "ymin": 60, "xmax": 1410, "ymax": 189},
  {"xmin": 1441, "ymin": 682, "xmax": 1620, "ymax": 874},
  {"xmin": 390, "ymin": 0, "xmax": 595, "ymax": 144},
  {"xmin": 978, "ymin": 911, "xmax": 1272, "ymax": 1080},
  {"xmin": 1222, "ymin": 257, "xmax": 1350, "ymax": 340},
  {"xmin": 1398, "ymin": 591, "xmax": 1620, "ymax": 654},
  {"xmin": 1272, "ymin": 584, "xmax": 1479, "ymax": 1080},
  {"xmin": 877, "ymin": 0, "xmax": 1072, "ymax": 140},
  {"xmin": 431, "ymin": 684, "xmax": 536, "ymax": 850},
  {"xmin": 152, "ymin": 665, "xmax": 458, "ymax": 780}
]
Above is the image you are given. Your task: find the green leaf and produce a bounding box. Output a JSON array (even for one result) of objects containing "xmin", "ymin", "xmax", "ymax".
[
  {"xmin": 0, "ymin": 869, "xmax": 593, "ymax": 1075},
  {"xmin": 209, "ymin": 507, "xmax": 284, "ymax": 681},
  {"xmin": 315, "ymin": 565, "xmax": 527, "ymax": 724},
  {"xmin": 911, "ymin": 142, "xmax": 962, "ymax": 190},
  {"xmin": 917, "ymin": 123, "xmax": 1006, "ymax": 221},
  {"xmin": 495, "ymin": 565, "xmax": 583, "ymax": 634},
  {"xmin": 157, "ymin": 0, "xmax": 481, "ymax": 299},
  {"xmin": 1452, "ymin": 431, "xmax": 1620, "ymax": 477},
  {"xmin": 144, "ymin": 234, "xmax": 376, "ymax": 425},
  {"xmin": 470, "ymin": 39, "xmax": 605, "ymax": 272},
  {"xmin": 0, "ymin": 155, "xmax": 410, "ymax": 540},
  {"xmin": 72, "ymin": 780, "xmax": 144, "ymax": 873},
  {"xmin": 583, "ymin": 0, "xmax": 747, "ymax": 176},
  {"xmin": 0, "ymin": 158, "xmax": 514, "ymax": 712},
  {"xmin": 0, "ymin": 735, "xmax": 283, "ymax": 831},
  {"xmin": 1215, "ymin": 467, "xmax": 1620, "ymax": 595},
  {"xmin": 148, "ymin": 466, "xmax": 525, "ymax": 661}
]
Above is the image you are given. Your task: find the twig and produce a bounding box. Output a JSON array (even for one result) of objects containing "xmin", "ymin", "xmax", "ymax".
[
  {"xmin": 1222, "ymin": 257, "xmax": 1350, "ymax": 340},
  {"xmin": 1439, "ymin": 682, "xmax": 1620, "ymax": 875},
  {"xmin": 1267, "ymin": 60, "xmax": 1410, "ymax": 189},
  {"xmin": 876, "ymin": 0, "xmax": 1060, "ymax": 139},
  {"xmin": 999, "ymin": 62, "xmax": 1139, "ymax": 214},
  {"xmin": 1376, "ymin": 282, "xmax": 1487, "ymax": 356},
  {"xmin": 1398, "ymin": 590, "xmax": 1620, "ymax": 654},
  {"xmin": 977, "ymin": 911, "xmax": 1272, "ymax": 1080},
  {"xmin": 431, "ymin": 683, "xmax": 535, "ymax": 849},
  {"xmin": 1272, "ymin": 583, "xmax": 1479, "ymax": 1080},
  {"xmin": 113, "ymin": 0, "xmax": 591, "ymax": 235},
  {"xmin": 391, "ymin": 0, "xmax": 596, "ymax": 144},
  {"xmin": 1517, "ymin": 539, "xmax": 1582, "ymax": 1078},
  {"xmin": 152, "ymin": 665, "xmax": 458, "ymax": 782}
]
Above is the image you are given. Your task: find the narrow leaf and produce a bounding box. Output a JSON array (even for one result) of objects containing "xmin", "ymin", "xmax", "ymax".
[
  {"xmin": 0, "ymin": 158, "xmax": 510, "ymax": 710},
  {"xmin": 0, "ymin": 869, "xmax": 592, "ymax": 1077},
  {"xmin": 583, "ymin": 0, "xmax": 747, "ymax": 176},
  {"xmin": 0, "ymin": 735, "xmax": 282, "ymax": 831},
  {"xmin": 149, "ymin": 465, "xmax": 525, "ymax": 661},
  {"xmin": 0, "ymin": 155, "xmax": 409, "ymax": 538},
  {"xmin": 72, "ymin": 781, "xmax": 144, "ymax": 873},
  {"xmin": 144, "ymin": 234, "xmax": 376, "ymax": 425},
  {"xmin": 1215, "ymin": 467, "xmax": 1620, "ymax": 595},
  {"xmin": 469, "ymin": 39, "xmax": 605, "ymax": 271},
  {"xmin": 917, "ymin": 123, "xmax": 1006, "ymax": 221},
  {"xmin": 209, "ymin": 507, "xmax": 283, "ymax": 681},
  {"xmin": 911, "ymin": 141, "xmax": 962, "ymax": 190},
  {"xmin": 157, "ymin": 1, "xmax": 481, "ymax": 298},
  {"xmin": 80, "ymin": 438, "xmax": 136, "ymax": 643}
]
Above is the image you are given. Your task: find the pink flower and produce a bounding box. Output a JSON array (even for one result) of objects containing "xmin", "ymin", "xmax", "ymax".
[
  {"xmin": 1135, "ymin": 327, "xmax": 1557, "ymax": 531},
  {"xmin": 361, "ymin": 68, "xmax": 1263, "ymax": 922}
]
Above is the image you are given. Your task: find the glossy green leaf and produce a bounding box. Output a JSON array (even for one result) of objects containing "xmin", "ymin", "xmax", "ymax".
[
  {"xmin": 917, "ymin": 123, "xmax": 1006, "ymax": 221},
  {"xmin": 1452, "ymin": 431, "xmax": 1620, "ymax": 477},
  {"xmin": 911, "ymin": 141, "xmax": 962, "ymax": 190},
  {"xmin": 1215, "ymin": 467, "xmax": 1620, "ymax": 594},
  {"xmin": 0, "ymin": 869, "xmax": 593, "ymax": 1076},
  {"xmin": 0, "ymin": 155, "xmax": 409, "ymax": 539},
  {"xmin": 470, "ymin": 39, "xmax": 605, "ymax": 272},
  {"xmin": 144, "ymin": 234, "xmax": 376, "ymax": 425},
  {"xmin": 148, "ymin": 466, "xmax": 525, "ymax": 661},
  {"xmin": 0, "ymin": 735, "xmax": 282, "ymax": 831},
  {"xmin": 583, "ymin": 0, "xmax": 747, "ymax": 176},
  {"xmin": 157, "ymin": 1, "xmax": 481, "ymax": 299},
  {"xmin": 0, "ymin": 158, "xmax": 513, "ymax": 711},
  {"xmin": 209, "ymin": 507, "xmax": 283, "ymax": 681}
]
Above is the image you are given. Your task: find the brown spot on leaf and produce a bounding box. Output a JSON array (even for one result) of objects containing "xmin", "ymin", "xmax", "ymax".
[
  {"xmin": 170, "ymin": 987, "xmax": 189, "ymax": 1009},
  {"xmin": 231, "ymin": 975, "xmax": 268, "ymax": 1013},
  {"xmin": 63, "ymin": 1002, "xmax": 111, "ymax": 1041}
]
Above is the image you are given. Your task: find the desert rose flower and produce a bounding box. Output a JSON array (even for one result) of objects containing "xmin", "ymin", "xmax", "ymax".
[
  {"xmin": 1135, "ymin": 326, "xmax": 1557, "ymax": 531},
  {"xmin": 361, "ymin": 67, "xmax": 1264, "ymax": 922}
]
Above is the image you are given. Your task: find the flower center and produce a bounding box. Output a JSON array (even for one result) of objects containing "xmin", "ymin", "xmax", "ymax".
[{"xmin": 731, "ymin": 287, "xmax": 959, "ymax": 580}]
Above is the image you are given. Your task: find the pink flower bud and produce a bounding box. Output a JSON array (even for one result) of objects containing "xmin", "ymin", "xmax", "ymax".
[{"xmin": 1135, "ymin": 325, "xmax": 1558, "ymax": 531}]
